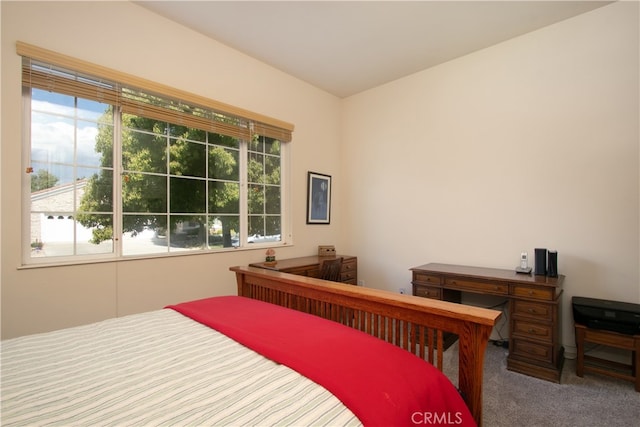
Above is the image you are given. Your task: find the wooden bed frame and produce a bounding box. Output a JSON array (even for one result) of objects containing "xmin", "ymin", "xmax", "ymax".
[{"xmin": 231, "ymin": 266, "xmax": 501, "ymax": 426}]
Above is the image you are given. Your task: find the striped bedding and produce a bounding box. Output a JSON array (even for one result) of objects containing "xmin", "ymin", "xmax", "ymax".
[{"xmin": 1, "ymin": 308, "xmax": 361, "ymax": 426}]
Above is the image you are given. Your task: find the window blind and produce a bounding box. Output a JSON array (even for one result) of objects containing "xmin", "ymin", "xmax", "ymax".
[{"xmin": 18, "ymin": 41, "xmax": 293, "ymax": 142}]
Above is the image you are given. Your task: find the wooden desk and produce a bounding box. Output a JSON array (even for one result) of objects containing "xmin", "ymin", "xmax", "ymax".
[
  {"xmin": 250, "ymin": 255, "xmax": 357, "ymax": 285},
  {"xmin": 411, "ymin": 263, "xmax": 565, "ymax": 383}
]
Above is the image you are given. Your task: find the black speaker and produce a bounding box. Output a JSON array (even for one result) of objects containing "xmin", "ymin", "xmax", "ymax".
[
  {"xmin": 534, "ymin": 248, "xmax": 547, "ymax": 276},
  {"xmin": 547, "ymin": 250, "xmax": 558, "ymax": 277}
]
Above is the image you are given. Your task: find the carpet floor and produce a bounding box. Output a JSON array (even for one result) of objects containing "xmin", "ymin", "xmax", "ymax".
[{"xmin": 443, "ymin": 342, "xmax": 640, "ymax": 426}]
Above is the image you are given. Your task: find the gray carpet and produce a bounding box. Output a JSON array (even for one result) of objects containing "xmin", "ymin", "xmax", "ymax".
[{"xmin": 442, "ymin": 343, "xmax": 640, "ymax": 426}]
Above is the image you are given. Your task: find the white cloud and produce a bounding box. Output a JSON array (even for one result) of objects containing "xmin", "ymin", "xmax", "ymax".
[{"xmin": 31, "ymin": 100, "xmax": 112, "ymax": 184}]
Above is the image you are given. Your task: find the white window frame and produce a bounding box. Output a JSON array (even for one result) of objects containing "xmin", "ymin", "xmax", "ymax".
[{"xmin": 20, "ymin": 48, "xmax": 292, "ymax": 267}]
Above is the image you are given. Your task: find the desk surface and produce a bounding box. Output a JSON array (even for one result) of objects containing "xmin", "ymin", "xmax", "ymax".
[
  {"xmin": 411, "ymin": 262, "xmax": 564, "ymax": 288},
  {"xmin": 250, "ymin": 255, "xmax": 357, "ymax": 285},
  {"xmin": 250, "ymin": 255, "xmax": 355, "ymax": 271}
]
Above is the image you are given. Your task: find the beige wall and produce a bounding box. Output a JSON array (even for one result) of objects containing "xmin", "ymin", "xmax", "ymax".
[
  {"xmin": 342, "ymin": 1, "xmax": 639, "ymax": 355},
  {"xmin": 1, "ymin": 1, "xmax": 344, "ymax": 339},
  {"xmin": 1, "ymin": 1, "xmax": 638, "ymax": 358}
]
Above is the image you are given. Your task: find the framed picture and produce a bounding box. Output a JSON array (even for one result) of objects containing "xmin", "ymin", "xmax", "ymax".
[{"xmin": 307, "ymin": 172, "xmax": 331, "ymax": 224}]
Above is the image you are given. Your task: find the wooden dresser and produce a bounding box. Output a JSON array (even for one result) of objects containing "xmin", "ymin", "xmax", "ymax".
[
  {"xmin": 411, "ymin": 263, "xmax": 565, "ymax": 383},
  {"xmin": 250, "ymin": 255, "xmax": 357, "ymax": 285}
]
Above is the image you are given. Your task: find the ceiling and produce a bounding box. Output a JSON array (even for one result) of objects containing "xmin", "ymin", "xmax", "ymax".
[{"xmin": 136, "ymin": 1, "xmax": 613, "ymax": 98}]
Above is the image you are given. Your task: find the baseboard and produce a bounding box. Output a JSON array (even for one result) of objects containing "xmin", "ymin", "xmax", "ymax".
[{"xmin": 564, "ymin": 345, "xmax": 577, "ymax": 360}]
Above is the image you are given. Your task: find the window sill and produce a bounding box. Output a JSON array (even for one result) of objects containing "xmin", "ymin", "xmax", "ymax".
[{"xmin": 18, "ymin": 242, "xmax": 293, "ymax": 270}]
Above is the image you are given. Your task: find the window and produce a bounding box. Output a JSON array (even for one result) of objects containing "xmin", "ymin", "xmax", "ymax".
[{"xmin": 20, "ymin": 43, "xmax": 293, "ymax": 264}]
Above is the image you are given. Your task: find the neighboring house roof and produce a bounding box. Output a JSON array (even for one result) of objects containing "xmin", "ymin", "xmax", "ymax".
[{"xmin": 31, "ymin": 179, "xmax": 87, "ymax": 215}]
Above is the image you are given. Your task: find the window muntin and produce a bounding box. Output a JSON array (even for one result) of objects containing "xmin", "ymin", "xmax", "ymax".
[
  {"xmin": 29, "ymin": 88, "xmax": 115, "ymax": 258},
  {"xmin": 25, "ymin": 61, "xmax": 287, "ymax": 264}
]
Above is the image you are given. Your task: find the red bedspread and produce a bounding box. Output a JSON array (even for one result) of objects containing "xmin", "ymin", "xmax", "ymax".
[{"xmin": 168, "ymin": 296, "xmax": 475, "ymax": 427}]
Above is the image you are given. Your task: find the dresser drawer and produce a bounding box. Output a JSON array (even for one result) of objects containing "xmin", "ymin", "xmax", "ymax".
[
  {"xmin": 340, "ymin": 258, "xmax": 357, "ymax": 283},
  {"xmin": 511, "ymin": 284, "xmax": 554, "ymax": 301},
  {"xmin": 512, "ymin": 300, "xmax": 553, "ymax": 322},
  {"xmin": 511, "ymin": 338, "xmax": 554, "ymax": 364},
  {"xmin": 444, "ymin": 278, "xmax": 508, "ymax": 295},
  {"xmin": 413, "ymin": 273, "xmax": 442, "ymax": 286},
  {"xmin": 512, "ymin": 319, "xmax": 553, "ymax": 343},
  {"xmin": 414, "ymin": 284, "xmax": 442, "ymax": 300},
  {"xmin": 342, "ymin": 258, "xmax": 357, "ymax": 273},
  {"xmin": 340, "ymin": 271, "xmax": 357, "ymax": 283}
]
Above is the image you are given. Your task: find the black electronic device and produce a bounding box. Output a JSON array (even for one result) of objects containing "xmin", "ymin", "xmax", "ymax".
[
  {"xmin": 534, "ymin": 248, "xmax": 547, "ymax": 276},
  {"xmin": 547, "ymin": 250, "xmax": 558, "ymax": 277},
  {"xmin": 572, "ymin": 296, "xmax": 640, "ymax": 335}
]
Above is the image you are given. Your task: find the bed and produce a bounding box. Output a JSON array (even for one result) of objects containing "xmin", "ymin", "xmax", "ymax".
[{"xmin": 1, "ymin": 266, "xmax": 500, "ymax": 427}]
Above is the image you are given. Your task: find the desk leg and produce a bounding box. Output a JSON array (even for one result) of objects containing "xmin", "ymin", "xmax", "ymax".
[
  {"xmin": 575, "ymin": 325, "xmax": 585, "ymax": 378},
  {"xmin": 634, "ymin": 337, "xmax": 640, "ymax": 392}
]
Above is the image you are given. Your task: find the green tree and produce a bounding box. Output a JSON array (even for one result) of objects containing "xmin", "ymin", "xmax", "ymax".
[
  {"xmin": 76, "ymin": 107, "xmax": 115, "ymax": 244},
  {"xmin": 76, "ymin": 107, "xmax": 264, "ymax": 248},
  {"xmin": 30, "ymin": 169, "xmax": 59, "ymax": 192}
]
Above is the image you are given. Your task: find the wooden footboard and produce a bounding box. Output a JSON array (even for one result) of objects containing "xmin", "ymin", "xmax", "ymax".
[{"xmin": 231, "ymin": 266, "xmax": 501, "ymax": 426}]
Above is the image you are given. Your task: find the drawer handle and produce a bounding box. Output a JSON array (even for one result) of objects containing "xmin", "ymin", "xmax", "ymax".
[
  {"xmin": 528, "ymin": 290, "xmax": 535, "ymax": 296},
  {"xmin": 528, "ymin": 328, "xmax": 536, "ymax": 334},
  {"xmin": 494, "ymin": 286, "xmax": 500, "ymax": 291},
  {"xmin": 451, "ymin": 280, "xmax": 457, "ymax": 285},
  {"xmin": 527, "ymin": 308, "xmax": 537, "ymax": 314}
]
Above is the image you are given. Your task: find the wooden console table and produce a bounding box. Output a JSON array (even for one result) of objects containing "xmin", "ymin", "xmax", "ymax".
[
  {"xmin": 575, "ymin": 323, "xmax": 640, "ymax": 391},
  {"xmin": 411, "ymin": 263, "xmax": 564, "ymax": 382},
  {"xmin": 250, "ymin": 255, "xmax": 357, "ymax": 285}
]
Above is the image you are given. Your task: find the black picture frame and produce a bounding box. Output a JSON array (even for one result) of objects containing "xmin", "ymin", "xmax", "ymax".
[{"xmin": 306, "ymin": 172, "xmax": 331, "ymax": 224}]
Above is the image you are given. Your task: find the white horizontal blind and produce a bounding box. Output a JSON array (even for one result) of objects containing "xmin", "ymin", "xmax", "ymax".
[{"xmin": 18, "ymin": 41, "xmax": 293, "ymax": 142}]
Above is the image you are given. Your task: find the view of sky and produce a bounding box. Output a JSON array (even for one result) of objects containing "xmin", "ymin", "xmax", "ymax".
[{"xmin": 31, "ymin": 89, "xmax": 110, "ymax": 186}]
